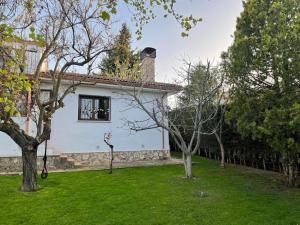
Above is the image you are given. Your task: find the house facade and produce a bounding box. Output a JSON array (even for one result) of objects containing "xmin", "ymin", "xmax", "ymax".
[{"xmin": 0, "ymin": 44, "xmax": 179, "ymax": 172}]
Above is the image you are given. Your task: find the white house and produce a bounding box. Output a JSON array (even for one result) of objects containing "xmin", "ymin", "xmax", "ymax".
[{"xmin": 0, "ymin": 43, "xmax": 179, "ymax": 171}]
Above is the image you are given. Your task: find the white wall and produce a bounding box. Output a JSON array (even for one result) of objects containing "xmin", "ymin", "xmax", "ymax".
[
  {"xmin": 0, "ymin": 118, "xmax": 26, "ymax": 156},
  {"xmin": 0, "ymin": 84, "xmax": 170, "ymax": 156}
]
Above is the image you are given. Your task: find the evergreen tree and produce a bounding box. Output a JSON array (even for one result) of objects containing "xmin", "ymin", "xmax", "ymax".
[
  {"xmin": 224, "ymin": 0, "xmax": 300, "ymax": 187},
  {"xmin": 100, "ymin": 23, "xmax": 140, "ymax": 79}
]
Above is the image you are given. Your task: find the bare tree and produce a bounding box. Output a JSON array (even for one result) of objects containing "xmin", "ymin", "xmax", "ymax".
[{"xmin": 120, "ymin": 61, "xmax": 224, "ymax": 179}]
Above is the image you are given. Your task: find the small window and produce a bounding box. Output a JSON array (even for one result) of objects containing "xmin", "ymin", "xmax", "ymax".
[
  {"xmin": 40, "ymin": 89, "xmax": 52, "ymax": 104},
  {"xmin": 78, "ymin": 95, "xmax": 110, "ymax": 121}
]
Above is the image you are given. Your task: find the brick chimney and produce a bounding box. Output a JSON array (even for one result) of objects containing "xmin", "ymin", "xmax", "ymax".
[{"xmin": 141, "ymin": 47, "xmax": 156, "ymax": 82}]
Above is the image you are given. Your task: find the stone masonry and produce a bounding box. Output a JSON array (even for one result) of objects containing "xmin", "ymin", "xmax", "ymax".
[{"xmin": 0, "ymin": 150, "xmax": 170, "ymax": 173}]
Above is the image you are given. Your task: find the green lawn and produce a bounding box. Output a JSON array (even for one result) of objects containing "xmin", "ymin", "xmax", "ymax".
[{"xmin": 0, "ymin": 156, "xmax": 299, "ymax": 225}]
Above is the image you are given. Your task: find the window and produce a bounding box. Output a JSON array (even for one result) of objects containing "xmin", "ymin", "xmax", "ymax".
[
  {"xmin": 25, "ymin": 48, "xmax": 38, "ymax": 74},
  {"xmin": 40, "ymin": 89, "xmax": 52, "ymax": 104},
  {"xmin": 78, "ymin": 95, "xmax": 110, "ymax": 121}
]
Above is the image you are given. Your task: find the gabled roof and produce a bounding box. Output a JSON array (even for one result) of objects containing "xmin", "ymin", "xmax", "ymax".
[{"xmin": 34, "ymin": 72, "xmax": 182, "ymax": 92}]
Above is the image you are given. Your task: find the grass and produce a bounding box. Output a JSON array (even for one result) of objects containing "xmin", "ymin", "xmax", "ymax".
[{"xmin": 0, "ymin": 156, "xmax": 299, "ymax": 225}]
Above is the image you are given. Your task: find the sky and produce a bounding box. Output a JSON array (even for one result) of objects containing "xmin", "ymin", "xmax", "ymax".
[{"xmin": 114, "ymin": 0, "xmax": 244, "ymax": 83}]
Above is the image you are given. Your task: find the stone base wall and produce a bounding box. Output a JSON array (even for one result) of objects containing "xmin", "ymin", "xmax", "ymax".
[
  {"xmin": 0, "ymin": 155, "xmax": 71, "ymax": 173},
  {"xmin": 0, "ymin": 150, "xmax": 170, "ymax": 173},
  {"xmin": 65, "ymin": 150, "xmax": 170, "ymax": 167}
]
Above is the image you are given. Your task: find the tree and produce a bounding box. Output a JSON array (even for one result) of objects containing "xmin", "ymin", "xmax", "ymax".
[
  {"xmin": 174, "ymin": 62, "xmax": 227, "ymax": 169},
  {"xmin": 212, "ymin": 103, "xmax": 227, "ymax": 168},
  {"xmin": 122, "ymin": 61, "xmax": 224, "ymax": 178},
  {"xmin": 100, "ymin": 23, "xmax": 140, "ymax": 78},
  {"xmin": 0, "ymin": 0, "xmax": 201, "ymax": 192},
  {"xmin": 224, "ymin": 0, "xmax": 300, "ymax": 187}
]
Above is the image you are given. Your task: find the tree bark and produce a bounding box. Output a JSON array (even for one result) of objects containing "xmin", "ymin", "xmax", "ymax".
[
  {"xmin": 233, "ymin": 150, "xmax": 236, "ymax": 165},
  {"xmin": 262, "ymin": 157, "xmax": 266, "ymax": 170},
  {"xmin": 282, "ymin": 153, "xmax": 298, "ymax": 188},
  {"xmin": 287, "ymin": 162, "xmax": 298, "ymax": 187},
  {"xmin": 197, "ymin": 147, "xmax": 201, "ymax": 156},
  {"xmin": 183, "ymin": 153, "xmax": 193, "ymax": 179},
  {"xmin": 214, "ymin": 132, "xmax": 225, "ymax": 168},
  {"xmin": 279, "ymin": 162, "xmax": 282, "ymax": 173},
  {"xmin": 21, "ymin": 146, "xmax": 38, "ymax": 192}
]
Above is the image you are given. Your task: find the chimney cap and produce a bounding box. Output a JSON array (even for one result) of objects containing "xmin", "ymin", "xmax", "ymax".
[{"xmin": 141, "ymin": 47, "xmax": 156, "ymax": 59}]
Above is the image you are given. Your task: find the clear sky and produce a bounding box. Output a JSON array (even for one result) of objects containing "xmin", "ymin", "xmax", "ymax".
[{"xmin": 115, "ymin": 0, "xmax": 244, "ymax": 83}]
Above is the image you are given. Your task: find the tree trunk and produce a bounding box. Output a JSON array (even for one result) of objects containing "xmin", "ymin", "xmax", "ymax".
[
  {"xmin": 271, "ymin": 158, "xmax": 275, "ymax": 171},
  {"xmin": 287, "ymin": 164, "xmax": 296, "ymax": 187},
  {"xmin": 262, "ymin": 157, "xmax": 266, "ymax": 170},
  {"xmin": 272, "ymin": 162, "xmax": 276, "ymax": 171},
  {"xmin": 183, "ymin": 153, "xmax": 193, "ymax": 179},
  {"xmin": 239, "ymin": 152, "xmax": 242, "ymax": 164},
  {"xmin": 233, "ymin": 154, "xmax": 236, "ymax": 165},
  {"xmin": 286, "ymin": 161, "xmax": 298, "ymax": 187},
  {"xmin": 197, "ymin": 147, "xmax": 201, "ymax": 156},
  {"xmin": 214, "ymin": 132, "xmax": 225, "ymax": 168},
  {"xmin": 279, "ymin": 162, "xmax": 282, "ymax": 173},
  {"xmin": 282, "ymin": 154, "xmax": 298, "ymax": 188},
  {"xmin": 21, "ymin": 147, "xmax": 38, "ymax": 192},
  {"xmin": 251, "ymin": 154, "xmax": 255, "ymax": 168}
]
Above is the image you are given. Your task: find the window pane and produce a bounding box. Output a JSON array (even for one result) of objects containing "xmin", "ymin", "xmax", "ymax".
[
  {"xmin": 79, "ymin": 96, "xmax": 110, "ymax": 121},
  {"xmin": 103, "ymin": 98, "xmax": 110, "ymax": 120},
  {"xmin": 40, "ymin": 90, "xmax": 51, "ymax": 104},
  {"xmin": 95, "ymin": 97, "xmax": 109, "ymax": 120},
  {"xmin": 80, "ymin": 98, "xmax": 93, "ymax": 119},
  {"xmin": 94, "ymin": 98, "xmax": 100, "ymax": 120}
]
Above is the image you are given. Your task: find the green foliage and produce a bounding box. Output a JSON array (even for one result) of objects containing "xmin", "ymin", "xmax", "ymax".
[
  {"xmin": 260, "ymin": 103, "xmax": 300, "ymax": 153},
  {"xmin": 0, "ymin": 159, "xmax": 299, "ymax": 224},
  {"xmin": 223, "ymin": 0, "xmax": 300, "ymax": 186},
  {"xmin": 178, "ymin": 63, "xmax": 219, "ymax": 106},
  {"xmin": 100, "ymin": 10, "xmax": 110, "ymax": 21},
  {"xmin": 224, "ymin": 0, "xmax": 300, "ymax": 184},
  {"xmin": 0, "ymin": 64, "xmax": 32, "ymax": 118},
  {"xmin": 0, "ymin": 28, "xmax": 32, "ymax": 119},
  {"xmin": 100, "ymin": 23, "xmax": 141, "ymax": 79}
]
